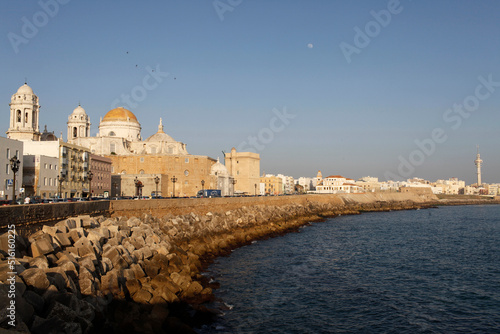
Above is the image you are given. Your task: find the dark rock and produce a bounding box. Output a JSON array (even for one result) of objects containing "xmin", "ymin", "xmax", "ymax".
[
  {"xmin": 132, "ymin": 288, "xmax": 152, "ymax": 304},
  {"xmin": 23, "ymin": 289, "xmax": 45, "ymax": 314},
  {"xmin": 19, "ymin": 268, "xmax": 50, "ymax": 294},
  {"xmin": 28, "ymin": 256, "xmax": 49, "ymax": 270},
  {"xmin": 125, "ymin": 278, "xmax": 141, "ymax": 296}
]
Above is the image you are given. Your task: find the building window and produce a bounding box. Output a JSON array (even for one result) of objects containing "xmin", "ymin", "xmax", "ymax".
[
  {"xmin": 140, "ymin": 157, "xmax": 144, "ymax": 162},
  {"xmin": 6, "ymin": 148, "xmax": 10, "ymax": 159},
  {"xmin": 5, "ymin": 164, "xmax": 9, "ymax": 174},
  {"xmin": 139, "ymin": 170, "xmax": 145, "ymax": 174},
  {"xmin": 44, "ymin": 177, "xmax": 47, "ymax": 186},
  {"xmin": 151, "ymin": 146, "xmax": 156, "ymax": 154},
  {"xmin": 110, "ymin": 143, "xmax": 116, "ymax": 154},
  {"xmin": 17, "ymin": 110, "xmax": 21, "ymax": 123},
  {"xmin": 109, "ymin": 131, "xmax": 116, "ymax": 136},
  {"xmin": 73, "ymin": 127, "xmax": 77, "ymax": 138},
  {"xmin": 185, "ymin": 158, "xmax": 189, "ymax": 163}
]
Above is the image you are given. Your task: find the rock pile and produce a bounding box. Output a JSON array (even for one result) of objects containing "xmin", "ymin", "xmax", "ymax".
[{"xmin": 0, "ymin": 200, "xmax": 427, "ymax": 333}]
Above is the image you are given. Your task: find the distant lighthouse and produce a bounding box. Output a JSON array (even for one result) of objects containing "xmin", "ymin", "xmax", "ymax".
[{"xmin": 474, "ymin": 146, "xmax": 483, "ymax": 186}]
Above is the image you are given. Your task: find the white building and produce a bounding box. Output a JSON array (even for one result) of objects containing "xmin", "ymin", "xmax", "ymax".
[
  {"xmin": 356, "ymin": 176, "xmax": 380, "ymax": 192},
  {"xmin": 296, "ymin": 177, "xmax": 317, "ymax": 192},
  {"xmin": 316, "ymin": 174, "xmax": 360, "ymax": 194},
  {"xmin": 434, "ymin": 178, "xmax": 466, "ymax": 195},
  {"xmin": 210, "ymin": 158, "xmax": 234, "ymax": 196},
  {"xmin": 277, "ymin": 174, "xmax": 295, "ymax": 194},
  {"xmin": 68, "ymin": 106, "xmax": 188, "ymax": 156},
  {"xmin": 0, "ymin": 137, "xmax": 24, "ymax": 200}
]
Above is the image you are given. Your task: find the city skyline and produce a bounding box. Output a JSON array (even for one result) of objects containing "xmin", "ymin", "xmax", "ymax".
[{"xmin": 1, "ymin": 1, "xmax": 499, "ymax": 184}]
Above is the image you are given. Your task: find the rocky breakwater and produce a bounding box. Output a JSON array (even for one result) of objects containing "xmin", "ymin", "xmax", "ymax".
[{"xmin": 0, "ymin": 199, "xmax": 431, "ymax": 333}]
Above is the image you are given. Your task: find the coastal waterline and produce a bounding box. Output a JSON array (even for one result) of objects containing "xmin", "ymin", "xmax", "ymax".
[{"xmin": 200, "ymin": 205, "xmax": 500, "ymax": 333}]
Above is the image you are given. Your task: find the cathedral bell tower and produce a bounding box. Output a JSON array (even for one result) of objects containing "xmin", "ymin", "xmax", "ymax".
[
  {"xmin": 7, "ymin": 83, "xmax": 41, "ymax": 141},
  {"xmin": 67, "ymin": 103, "xmax": 91, "ymax": 143}
]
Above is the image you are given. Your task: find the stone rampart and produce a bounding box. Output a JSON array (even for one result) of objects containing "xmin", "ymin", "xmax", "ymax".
[
  {"xmin": 0, "ymin": 201, "xmax": 110, "ymax": 231},
  {"xmin": 110, "ymin": 190, "xmax": 437, "ymax": 218}
]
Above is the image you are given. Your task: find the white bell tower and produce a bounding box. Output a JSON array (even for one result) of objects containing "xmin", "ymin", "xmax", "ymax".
[
  {"xmin": 67, "ymin": 103, "xmax": 91, "ymax": 143},
  {"xmin": 7, "ymin": 83, "xmax": 41, "ymax": 141}
]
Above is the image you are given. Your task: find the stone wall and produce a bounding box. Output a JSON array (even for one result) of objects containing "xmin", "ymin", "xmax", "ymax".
[
  {"xmin": 110, "ymin": 190, "xmax": 438, "ymax": 218},
  {"xmin": 0, "ymin": 201, "xmax": 110, "ymax": 232}
]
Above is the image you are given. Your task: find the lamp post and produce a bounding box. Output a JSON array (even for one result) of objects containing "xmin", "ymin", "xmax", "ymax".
[
  {"xmin": 154, "ymin": 176, "xmax": 160, "ymax": 198},
  {"xmin": 87, "ymin": 170, "xmax": 93, "ymax": 198},
  {"xmin": 58, "ymin": 173, "xmax": 65, "ymax": 199},
  {"xmin": 254, "ymin": 183, "xmax": 257, "ymax": 196},
  {"xmin": 171, "ymin": 176, "xmax": 177, "ymax": 198},
  {"xmin": 134, "ymin": 176, "xmax": 139, "ymax": 197},
  {"xmin": 232, "ymin": 179, "xmax": 237, "ymax": 196},
  {"xmin": 9, "ymin": 156, "xmax": 20, "ymax": 205},
  {"xmin": 201, "ymin": 179, "xmax": 205, "ymax": 191}
]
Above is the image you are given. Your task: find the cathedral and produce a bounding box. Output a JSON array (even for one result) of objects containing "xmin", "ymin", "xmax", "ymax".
[
  {"xmin": 65, "ymin": 104, "xmax": 229, "ymax": 197},
  {"xmin": 67, "ymin": 106, "xmax": 188, "ymax": 156}
]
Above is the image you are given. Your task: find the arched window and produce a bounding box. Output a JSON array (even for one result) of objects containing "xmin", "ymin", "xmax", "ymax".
[
  {"xmin": 110, "ymin": 143, "xmax": 116, "ymax": 154},
  {"xmin": 139, "ymin": 170, "xmax": 145, "ymax": 174},
  {"xmin": 151, "ymin": 146, "xmax": 157, "ymax": 154},
  {"xmin": 109, "ymin": 131, "xmax": 115, "ymax": 136},
  {"xmin": 73, "ymin": 127, "xmax": 77, "ymax": 138},
  {"xmin": 25, "ymin": 112, "xmax": 28, "ymax": 123},
  {"xmin": 17, "ymin": 110, "xmax": 21, "ymax": 123}
]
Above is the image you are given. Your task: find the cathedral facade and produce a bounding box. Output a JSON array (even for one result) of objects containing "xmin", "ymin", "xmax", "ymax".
[{"xmin": 66, "ymin": 105, "xmax": 222, "ymax": 197}]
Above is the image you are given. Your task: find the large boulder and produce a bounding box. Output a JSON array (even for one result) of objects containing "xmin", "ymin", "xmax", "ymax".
[{"xmin": 19, "ymin": 268, "xmax": 50, "ymax": 294}]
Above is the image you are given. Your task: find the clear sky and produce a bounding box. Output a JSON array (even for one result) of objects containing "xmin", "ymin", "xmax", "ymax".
[{"xmin": 1, "ymin": 0, "xmax": 499, "ymax": 184}]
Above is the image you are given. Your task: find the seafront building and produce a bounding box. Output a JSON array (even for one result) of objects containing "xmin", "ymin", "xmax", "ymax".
[
  {"xmin": 315, "ymin": 173, "xmax": 361, "ymax": 194},
  {"xmin": 356, "ymin": 176, "xmax": 381, "ymax": 192},
  {"xmin": 0, "ymin": 136, "xmax": 24, "ymax": 200},
  {"xmin": 22, "ymin": 154, "xmax": 59, "ymax": 198},
  {"xmin": 260, "ymin": 174, "xmax": 283, "ymax": 195},
  {"xmin": 225, "ymin": 148, "xmax": 261, "ymax": 196}
]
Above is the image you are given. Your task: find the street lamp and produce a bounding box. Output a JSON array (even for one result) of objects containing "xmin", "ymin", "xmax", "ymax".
[
  {"xmin": 232, "ymin": 179, "xmax": 237, "ymax": 196},
  {"xmin": 171, "ymin": 176, "xmax": 177, "ymax": 198},
  {"xmin": 134, "ymin": 176, "xmax": 139, "ymax": 197},
  {"xmin": 87, "ymin": 170, "xmax": 93, "ymax": 198},
  {"xmin": 58, "ymin": 173, "xmax": 65, "ymax": 199},
  {"xmin": 9, "ymin": 156, "xmax": 20, "ymax": 205},
  {"xmin": 201, "ymin": 179, "xmax": 205, "ymax": 191},
  {"xmin": 154, "ymin": 175, "xmax": 160, "ymax": 198}
]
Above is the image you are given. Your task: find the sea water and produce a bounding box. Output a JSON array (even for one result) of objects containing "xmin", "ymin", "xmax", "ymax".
[{"xmin": 199, "ymin": 205, "xmax": 500, "ymax": 333}]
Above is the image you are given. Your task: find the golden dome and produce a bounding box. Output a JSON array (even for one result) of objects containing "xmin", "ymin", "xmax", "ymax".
[{"xmin": 102, "ymin": 107, "xmax": 138, "ymax": 123}]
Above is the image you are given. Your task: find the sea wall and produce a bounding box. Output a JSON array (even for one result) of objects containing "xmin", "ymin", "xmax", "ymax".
[
  {"xmin": 1, "ymin": 191, "xmax": 437, "ymax": 333},
  {"xmin": 109, "ymin": 190, "xmax": 438, "ymax": 218},
  {"xmin": 0, "ymin": 201, "xmax": 110, "ymax": 231}
]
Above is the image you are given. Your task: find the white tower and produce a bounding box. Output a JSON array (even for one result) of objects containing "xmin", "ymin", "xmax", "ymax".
[
  {"xmin": 474, "ymin": 146, "xmax": 483, "ymax": 186},
  {"xmin": 6, "ymin": 83, "xmax": 41, "ymax": 141},
  {"xmin": 67, "ymin": 104, "xmax": 91, "ymax": 142}
]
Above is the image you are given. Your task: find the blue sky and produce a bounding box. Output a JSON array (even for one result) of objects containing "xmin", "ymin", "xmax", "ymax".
[{"xmin": 1, "ymin": 0, "xmax": 499, "ymax": 184}]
